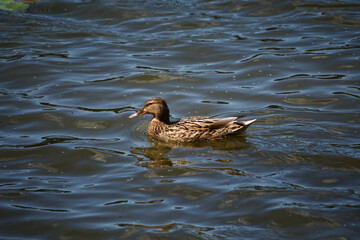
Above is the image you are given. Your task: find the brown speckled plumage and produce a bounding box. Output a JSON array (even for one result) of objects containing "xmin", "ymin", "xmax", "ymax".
[{"xmin": 129, "ymin": 97, "xmax": 256, "ymax": 143}]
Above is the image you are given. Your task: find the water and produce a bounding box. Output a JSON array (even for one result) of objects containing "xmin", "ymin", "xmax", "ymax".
[{"xmin": 1, "ymin": 0, "xmax": 359, "ymax": 239}]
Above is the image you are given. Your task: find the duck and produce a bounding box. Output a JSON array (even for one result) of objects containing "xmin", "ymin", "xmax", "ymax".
[{"xmin": 129, "ymin": 97, "xmax": 256, "ymax": 143}]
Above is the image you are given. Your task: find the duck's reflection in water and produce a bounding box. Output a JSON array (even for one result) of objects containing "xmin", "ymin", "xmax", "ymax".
[{"xmin": 130, "ymin": 135, "xmax": 253, "ymax": 169}]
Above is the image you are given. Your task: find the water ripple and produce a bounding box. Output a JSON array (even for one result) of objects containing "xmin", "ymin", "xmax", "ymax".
[{"xmin": 1, "ymin": 0, "xmax": 359, "ymax": 239}]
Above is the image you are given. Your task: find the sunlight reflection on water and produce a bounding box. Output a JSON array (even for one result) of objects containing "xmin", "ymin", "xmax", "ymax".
[{"xmin": 0, "ymin": 0, "xmax": 359, "ymax": 239}]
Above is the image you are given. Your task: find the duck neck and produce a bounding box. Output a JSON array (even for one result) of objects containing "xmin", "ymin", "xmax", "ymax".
[
  {"xmin": 155, "ymin": 111, "xmax": 170, "ymax": 124},
  {"xmin": 154, "ymin": 106, "xmax": 170, "ymax": 124}
]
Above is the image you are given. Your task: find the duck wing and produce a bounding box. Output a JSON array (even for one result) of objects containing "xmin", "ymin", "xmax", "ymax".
[{"xmin": 176, "ymin": 116, "xmax": 238, "ymax": 130}]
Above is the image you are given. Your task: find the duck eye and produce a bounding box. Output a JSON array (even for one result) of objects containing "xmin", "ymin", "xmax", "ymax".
[{"xmin": 145, "ymin": 102, "xmax": 153, "ymax": 107}]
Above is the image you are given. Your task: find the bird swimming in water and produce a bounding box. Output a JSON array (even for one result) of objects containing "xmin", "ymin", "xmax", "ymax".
[{"xmin": 129, "ymin": 97, "xmax": 256, "ymax": 143}]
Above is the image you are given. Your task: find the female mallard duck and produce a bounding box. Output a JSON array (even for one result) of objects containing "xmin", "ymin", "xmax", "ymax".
[{"xmin": 129, "ymin": 97, "xmax": 256, "ymax": 143}]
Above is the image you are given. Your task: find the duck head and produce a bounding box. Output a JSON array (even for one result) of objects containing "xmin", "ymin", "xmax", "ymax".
[{"xmin": 129, "ymin": 97, "xmax": 170, "ymax": 124}]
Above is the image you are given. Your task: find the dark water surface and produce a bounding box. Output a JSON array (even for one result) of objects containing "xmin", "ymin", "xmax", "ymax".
[{"xmin": 1, "ymin": 0, "xmax": 360, "ymax": 239}]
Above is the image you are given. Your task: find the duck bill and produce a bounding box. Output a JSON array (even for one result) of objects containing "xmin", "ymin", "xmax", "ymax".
[{"xmin": 129, "ymin": 110, "xmax": 145, "ymax": 119}]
